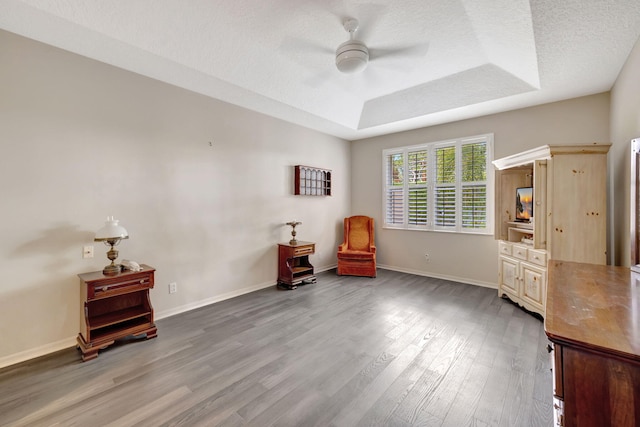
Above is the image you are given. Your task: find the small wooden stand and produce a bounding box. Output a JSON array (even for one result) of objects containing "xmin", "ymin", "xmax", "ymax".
[
  {"xmin": 277, "ymin": 241, "xmax": 316, "ymax": 290},
  {"xmin": 77, "ymin": 265, "xmax": 157, "ymax": 361}
]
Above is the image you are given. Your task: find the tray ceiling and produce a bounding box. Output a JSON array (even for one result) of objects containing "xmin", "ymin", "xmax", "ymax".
[{"xmin": 1, "ymin": 0, "xmax": 640, "ymax": 140}]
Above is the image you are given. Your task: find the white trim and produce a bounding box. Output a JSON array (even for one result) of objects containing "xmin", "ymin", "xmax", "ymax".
[
  {"xmin": 608, "ymin": 146, "xmax": 615, "ymax": 265},
  {"xmin": 377, "ymin": 264, "xmax": 497, "ymax": 289},
  {"xmin": 0, "ymin": 336, "xmax": 77, "ymax": 370},
  {"xmin": 492, "ymin": 143, "xmax": 611, "ymax": 170},
  {"xmin": 492, "ymin": 145, "xmax": 552, "ymax": 169},
  {"xmin": 155, "ymin": 280, "xmax": 276, "ymax": 320},
  {"xmin": 156, "ymin": 264, "xmax": 337, "ymax": 320}
]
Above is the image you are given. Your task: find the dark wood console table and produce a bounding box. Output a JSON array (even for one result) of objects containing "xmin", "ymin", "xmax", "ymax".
[
  {"xmin": 77, "ymin": 265, "xmax": 157, "ymax": 361},
  {"xmin": 545, "ymin": 261, "xmax": 640, "ymax": 427},
  {"xmin": 277, "ymin": 241, "xmax": 316, "ymax": 289}
]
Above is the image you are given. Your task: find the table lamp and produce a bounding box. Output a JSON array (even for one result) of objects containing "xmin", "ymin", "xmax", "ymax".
[{"xmin": 94, "ymin": 216, "xmax": 129, "ymax": 275}]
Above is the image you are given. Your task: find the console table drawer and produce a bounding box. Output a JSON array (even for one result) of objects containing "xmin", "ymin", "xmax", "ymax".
[
  {"xmin": 87, "ymin": 272, "xmax": 154, "ymax": 300},
  {"xmin": 293, "ymin": 244, "xmax": 315, "ymax": 256}
]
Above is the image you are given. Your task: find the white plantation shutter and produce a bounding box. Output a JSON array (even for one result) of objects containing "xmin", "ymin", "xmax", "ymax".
[
  {"xmin": 462, "ymin": 185, "xmax": 487, "ymax": 228},
  {"xmin": 408, "ymin": 188, "xmax": 427, "ymax": 225},
  {"xmin": 385, "ymin": 152, "xmax": 404, "ymax": 225},
  {"xmin": 435, "ymin": 186, "xmax": 456, "ymax": 227},
  {"xmin": 383, "ymin": 134, "xmax": 492, "ymax": 233},
  {"xmin": 407, "ymin": 150, "xmax": 428, "ymax": 226},
  {"xmin": 461, "ymin": 141, "xmax": 488, "ymax": 229},
  {"xmin": 386, "ymin": 188, "xmax": 404, "ymax": 225},
  {"xmin": 434, "ymin": 146, "xmax": 456, "ymax": 228}
]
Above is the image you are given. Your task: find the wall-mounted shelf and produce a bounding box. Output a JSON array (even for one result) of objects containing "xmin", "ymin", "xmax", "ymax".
[{"xmin": 294, "ymin": 165, "xmax": 331, "ymax": 196}]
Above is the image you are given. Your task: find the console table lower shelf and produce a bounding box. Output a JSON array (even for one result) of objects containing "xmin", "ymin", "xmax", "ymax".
[
  {"xmin": 77, "ymin": 265, "xmax": 157, "ymax": 361},
  {"xmin": 277, "ymin": 241, "xmax": 317, "ymax": 290}
]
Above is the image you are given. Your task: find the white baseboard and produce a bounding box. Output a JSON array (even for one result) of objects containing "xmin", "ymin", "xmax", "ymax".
[
  {"xmin": 0, "ymin": 336, "xmax": 77, "ymax": 370},
  {"xmin": 155, "ymin": 279, "xmax": 277, "ymax": 320},
  {"xmin": 377, "ymin": 264, "xmax": 498, "ymax": 289},
  {"xmin": 157, "ymin": 265, "xmax": 337, "ymax": 321},
  {"xmin": 0, "ymin": 263, "xmax": 489, "ymax": 370},
  {"xmin": 316, "ymin": 264, "xmax": 337, "ymax": 273}
]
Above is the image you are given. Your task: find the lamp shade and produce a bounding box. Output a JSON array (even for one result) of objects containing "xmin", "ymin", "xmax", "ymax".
[{"xmin": 95, "ymin": 216, "xmax": 128, "ymax": 241}]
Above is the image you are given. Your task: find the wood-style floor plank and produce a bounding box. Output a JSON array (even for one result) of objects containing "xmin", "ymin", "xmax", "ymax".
[{"xmin": 0, "ymin": 269, "xmax": 552, "ymax": 426}]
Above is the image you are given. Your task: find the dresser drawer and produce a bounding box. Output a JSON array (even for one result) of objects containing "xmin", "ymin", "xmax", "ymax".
[
  {"xmin": 512, "ymin": 244, "xmax": 528, "ymax": 260},
  {"xmin": 527, "ymin": 249, "xmax": 547, "ymax": 267},
  {"xmin": 87, "ymin": 272, "xmax": 154, "ymax": 300},
  {"xmin": 499, "ymin": 241, "xmax": 512, "ymax": 256}
]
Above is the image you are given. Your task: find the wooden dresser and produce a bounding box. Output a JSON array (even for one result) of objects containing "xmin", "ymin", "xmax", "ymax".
[{"xmin": 545, "ymin": 261, "xmax": 640, "ymax": 427}]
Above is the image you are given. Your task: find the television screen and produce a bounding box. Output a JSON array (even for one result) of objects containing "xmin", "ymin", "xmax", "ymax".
[{"xmin": 516, "ymin": 187, "xmax": 533, "ymax": 222}]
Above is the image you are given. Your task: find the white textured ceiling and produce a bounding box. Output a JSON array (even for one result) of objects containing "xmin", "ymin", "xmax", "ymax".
[{"xmin": 2, "ymin": 0, "xmax": 640, "ymax": 140}]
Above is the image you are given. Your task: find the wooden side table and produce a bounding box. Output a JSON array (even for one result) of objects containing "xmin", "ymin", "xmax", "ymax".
[
  {"xmin": 277, "ymin": 241, "xmax": 317, "ymax": 289},
  {"xmin": 77, "ymin": 264, "xmax": 157, "ymax": 361}
]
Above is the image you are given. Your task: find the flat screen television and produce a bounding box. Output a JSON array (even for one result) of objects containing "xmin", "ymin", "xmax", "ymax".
[{"xmin": 515, "ymin": 187, "xmax": 533, "ymax": 222}]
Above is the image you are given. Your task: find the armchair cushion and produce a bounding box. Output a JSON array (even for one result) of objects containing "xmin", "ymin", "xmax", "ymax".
[{"xmin": 337, "ymin": 250, "xmax": 375, "ymax": 260}]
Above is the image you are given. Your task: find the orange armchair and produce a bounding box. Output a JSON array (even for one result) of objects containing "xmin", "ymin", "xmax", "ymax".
[{"xmin": 337, "ymin": 215, "xmax": 376, "ymax": 277}]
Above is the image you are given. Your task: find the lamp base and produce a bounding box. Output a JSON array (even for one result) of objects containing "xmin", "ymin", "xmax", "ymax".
[
  {"xmin": 286, "ymin": 221, "xmax": 301, "ymax": 246},
  {"xmin": 103, "ymin": 264, "xmax": 121, "ymax": 276}
]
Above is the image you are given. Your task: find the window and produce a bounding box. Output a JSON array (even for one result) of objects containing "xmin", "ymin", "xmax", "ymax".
[{"xmin": 382, "ymin": 134, "xmax": 493, "ymax": 234}]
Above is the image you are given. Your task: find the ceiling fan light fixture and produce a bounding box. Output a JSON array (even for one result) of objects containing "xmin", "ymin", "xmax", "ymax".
[{"xmin": 336, "ymin": 40, "xmax": 369, "ymax": 74}]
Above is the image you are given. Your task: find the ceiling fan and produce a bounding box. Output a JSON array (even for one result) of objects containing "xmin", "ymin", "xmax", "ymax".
[
  {"xmin": 335, "ymin": 18, "xmax": 369, "ymax": 74},
  {"xmin": 280, "ymin": 14, "xmax": 429, "ymax": 86},
  {"xmin": 334, "ymin": 17, "xmax": 429, "ymax": 75}
]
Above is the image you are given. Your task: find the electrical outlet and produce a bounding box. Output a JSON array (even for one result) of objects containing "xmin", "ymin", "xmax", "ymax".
[
  {"xmin": 169, "ymin": 282, "xmax": 177, "ymax": 294},
  {"xmin": 83, "ymin": 245, "xmax": 94, "ymax": 259},
  {"xmin": 424, "ymin": 253, "xmax": 430, "ymax": 263}
]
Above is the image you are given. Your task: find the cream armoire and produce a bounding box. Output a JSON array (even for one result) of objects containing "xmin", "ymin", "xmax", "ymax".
[{"xmin": 493, "ymin": 143, "xmax": 610, "ymax": 317}]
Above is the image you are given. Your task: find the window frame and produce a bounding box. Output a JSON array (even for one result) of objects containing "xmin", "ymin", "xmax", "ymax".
[{"xmin": 382, "ymin": 134, "xmax": 494, "ymax": 235}]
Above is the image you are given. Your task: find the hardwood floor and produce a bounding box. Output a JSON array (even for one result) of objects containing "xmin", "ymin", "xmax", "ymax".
[{"xmin": 0, "ymin": 269, "xmax": 553, "ymax": 426}]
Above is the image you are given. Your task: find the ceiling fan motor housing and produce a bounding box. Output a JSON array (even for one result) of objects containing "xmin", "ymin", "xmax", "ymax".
[{"xmin": 336, "ymin": 39, "xmax": 369, "ymax": 73}]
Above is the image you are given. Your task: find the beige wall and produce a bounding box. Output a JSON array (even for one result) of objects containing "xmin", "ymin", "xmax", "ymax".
[
  {"xmin": 351, "ymin": 93, "xmax": 610, "ymax": 286},
  {"xmin": 0, "ymin": 30, "xmax": 350, "ymax": 367},
  {"xmin": 610, "ymin": 35, "xmax": 640, "ymax": 266}
]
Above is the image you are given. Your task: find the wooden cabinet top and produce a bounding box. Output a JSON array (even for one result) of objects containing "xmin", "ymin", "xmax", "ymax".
[
  {"xmin": 78, "ymin": 264, "xmax": 155, "ymax": 283},
  {"xmin": 545, "ymin": 260, "xmax": 640, "ymax": 362},
  {"xmin": 278, "ymin": 241, "xmax": 315, "ymax": 248},
  {"xmin": 493, "ymin": 143, "xmax": 611, "ymax": 170}
]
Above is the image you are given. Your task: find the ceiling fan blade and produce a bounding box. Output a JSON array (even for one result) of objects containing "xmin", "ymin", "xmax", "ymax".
[
  {"xmin": 303, "ymin": 69, "xmax": 336, "ymax": 88},
  {"xmin": 278, "ymin": 35, "xmax": 336, "ymax": 88},
  {"xmin": 280, "ymin": 36, "xmax": 333, "ymax": 56},
  {"xmin": 369, "ymin": 43, "xmax": 430, "ymax": 62}
]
